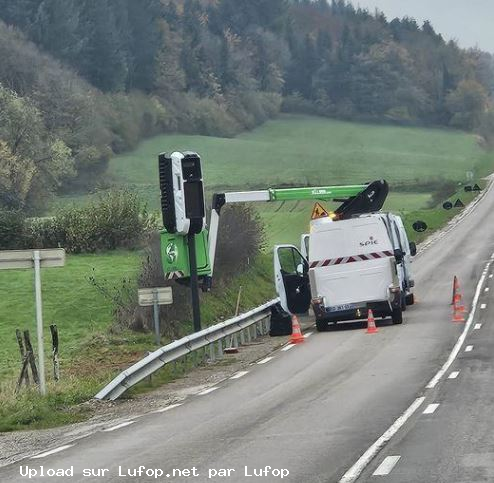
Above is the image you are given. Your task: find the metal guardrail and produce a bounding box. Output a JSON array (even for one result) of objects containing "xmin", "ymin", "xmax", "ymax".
[{"xmin": 94, "ymin": 298, "xmax": 280, "ymax": 401}]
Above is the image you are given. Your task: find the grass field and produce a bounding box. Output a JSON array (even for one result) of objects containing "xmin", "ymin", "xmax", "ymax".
[{"xmin": 105, "ymin": 114, "xmax": 490, "ymax": 208}]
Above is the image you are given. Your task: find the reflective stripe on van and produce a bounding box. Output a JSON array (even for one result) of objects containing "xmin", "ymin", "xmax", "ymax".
[{"xmin": 309, "ymin": 251, "xmax": 393, "ymax": 268}]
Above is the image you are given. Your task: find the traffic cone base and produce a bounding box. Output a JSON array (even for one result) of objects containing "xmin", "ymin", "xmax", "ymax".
[
  {"xmin": 452, "ymin": 311, "xmax": 465, "ymax": 322},
  {"xmin": 290, "ymin": 315, "xmax": 305, "ymax": 344},
  {"xmin": 367, "ymin": 309, "xmax": 378, "ymax": 334}
]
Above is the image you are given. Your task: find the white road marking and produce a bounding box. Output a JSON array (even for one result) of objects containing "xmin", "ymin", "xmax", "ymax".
[
  {"xmin": 372, "ymin": 456, "xmax": 401, "ymax": 476},
  {"xmin": 153, "ymin": 403, "xmax": 183, "ymax": 413},
  {"xmin": 198, "ymin": 387, "xmax": 219, "ymax": 396},
  {"xmin": 304, "ymin": 331, "xmax": 313, "ymax": 338},
  {"xmin": 103, "ymin": 421, "xmax": 135, "ymax": 432},
  {"xmin": 448, "ymin": 371, "xmax": 460, "ymax": 379},
  {"xmin": 485, "ymin": 287, "xmax": 490, "ymax": 292},
  {"xmin": 481, "ymin": 304, "xmax": 487, "ymax": 309},
  {"xmin": 230, "ymin": 371, "xmax": 249, "ymax": 379},
  {"xmin": 474, "ymin": 323, "xmax": 482, "ymax": 330},
  {"xmin": 423, "ymin": 403, "xmax": 440, "ymax": 415},
  {"xmin": 426, "ymin": 260, "xmax": 491, "ymax": 389},
  {"xmin": 465, "ymin": 345, "xmax": 474, "ymax": 352},
  {"xmin": 339, "ymin": 397, "xmax": 425, "ymax": 483},
  {"xmin": 257, "ymin": 356, "xmax": 274, "ymax": 364},
  {"xmin": 281, "ymin": 344, "xmax": 295, "ymax": 352},
  {"xmin": 490, "ymin": 274, "xmax": 493, "ymax": 279},
  {"xmin": 32, "ymin": 445, "xmax": 74, "ymax": 459}
]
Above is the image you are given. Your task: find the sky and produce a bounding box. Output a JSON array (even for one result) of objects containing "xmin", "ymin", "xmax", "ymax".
[{"xmin": 351, "ymin": 0, "xmax": 494, "ymax": 53}]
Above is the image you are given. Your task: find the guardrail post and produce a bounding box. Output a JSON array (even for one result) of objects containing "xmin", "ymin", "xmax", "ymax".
[
  {"xmin": 209, "ymin": 343, "xmax": 216, "ymax": 362},
  {"xmin": 246, "ymin": 328, "xmax": 251, "ymax": 343},
  {"xmin": 217, "ymin": 339, "xmax": 223, "ymax": 358},
  {"xmin": 240, "ymin": 329, "xmax": 246, "ymax": 345},
  {"xmin": 233, "ymin": 333, "xmax": 238, "ymax": 348}
]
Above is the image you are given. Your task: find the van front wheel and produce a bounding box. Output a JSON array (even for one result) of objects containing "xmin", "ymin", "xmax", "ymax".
[{"xmin": 391, "ymin": 307, "xmax": 403, "ymax": 324}]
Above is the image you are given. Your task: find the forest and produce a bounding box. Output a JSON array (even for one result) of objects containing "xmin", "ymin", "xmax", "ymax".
[{"xmin": 0, "ymin": 0, "xmax": 493, "ymax": 213}]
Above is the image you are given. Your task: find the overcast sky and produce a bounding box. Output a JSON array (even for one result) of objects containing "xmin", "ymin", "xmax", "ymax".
[{"xmin": 351, "ymin": 0, "xmax": 494, "ymax": 53}]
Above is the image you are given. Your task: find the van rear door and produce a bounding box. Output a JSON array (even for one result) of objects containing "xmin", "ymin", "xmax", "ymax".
[
  {"xmin": 274, "ymin": 245, "xmax": 311, "ymax": 314},
  {"xmin": 308, "ymin": 217, "xmax": 396, "ymax": 307}
]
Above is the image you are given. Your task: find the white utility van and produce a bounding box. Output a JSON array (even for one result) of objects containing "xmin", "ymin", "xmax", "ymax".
[{"xmin": 274, "ymin": 215, "xmax": 403, "ymax": 331}]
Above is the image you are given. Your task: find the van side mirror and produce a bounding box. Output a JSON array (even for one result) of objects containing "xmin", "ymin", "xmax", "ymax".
[
  {"xmin": 409, "ymin": 241, "xmax": 417, "ymax": 257},
  {"xmin": 394, "ymin": 248, "xmax": 404, "ymax": 263}
]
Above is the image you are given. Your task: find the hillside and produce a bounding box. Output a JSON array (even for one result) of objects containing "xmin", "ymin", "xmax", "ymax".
[{"xmin": 1, "ymin": 0, "xmax": 494, "ymax": 214}]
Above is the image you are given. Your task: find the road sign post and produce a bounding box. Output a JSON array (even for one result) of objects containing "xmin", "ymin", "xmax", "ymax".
[
  {"xmin": 0, "ymin": 249, "xmax": 65, "ymax": 395},
  {"xmin": 138, "ymin": 286, "xmax": 173, "ymax": 345},
  {"xmin": 33, "ymin": 251, "xmax": 45, "ymax": 395}
]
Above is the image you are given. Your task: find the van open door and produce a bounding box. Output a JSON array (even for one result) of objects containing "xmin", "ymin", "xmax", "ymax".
[
  {"xmin": 300, "ymin": 234, "xmax": 310, "ymax": 259},
  {"xmin": 274, "ymin": 245, "xmax": 311, "ymax": 314}
]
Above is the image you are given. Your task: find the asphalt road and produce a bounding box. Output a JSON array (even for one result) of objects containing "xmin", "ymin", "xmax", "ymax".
[{"xmin": 3, "ymin": 183, "xmax": 494, "ymax": 483}]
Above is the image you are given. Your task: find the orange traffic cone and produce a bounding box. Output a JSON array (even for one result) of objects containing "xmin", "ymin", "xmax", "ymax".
[
  {"xmin": 366, "ymin": 309, "xmax": 378, "ymax": 334},
  {"xmin": 452, "ymin": 293, "xmax": 465, "ymax": 322},
  {"xmin": 454, "ymin": 293, "xmax": 466, "ymax": 313},
  {"xmin": 290, "ymin": 315, "xmax": 305, "ymax": 344},
  {"xmin": 451, "ymin": 276, "xmax": 460, "ymax": 305}
]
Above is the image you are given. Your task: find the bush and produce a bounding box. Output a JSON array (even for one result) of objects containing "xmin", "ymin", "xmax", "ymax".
[
  {"xmin": 214, "ymin": 204, "xmax": 266, "ymax": 280},
  {"xmin": 28, "ymin": 190, "xmax": 155, "ymax": 253},
  {"xmin": 0, "ymin": 209, "xmax": 27, "ymax": 249}
]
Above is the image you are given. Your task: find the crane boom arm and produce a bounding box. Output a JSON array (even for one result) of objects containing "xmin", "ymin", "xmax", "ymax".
[{"xmin": 208, "ymin": 180, "xmax": 388, "ymax": 275}]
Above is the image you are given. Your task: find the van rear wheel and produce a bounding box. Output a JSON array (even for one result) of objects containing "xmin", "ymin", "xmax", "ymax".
[
  {"xmin": 392, "ymin": 307, "xmax": 403, "ymax": 324},
  {"xmin": 316, "ymin": 319, "xmax": 328, "ymax": 332}
]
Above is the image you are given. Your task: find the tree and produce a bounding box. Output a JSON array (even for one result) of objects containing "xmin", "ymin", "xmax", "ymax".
[{"xmin": 446, "ymin": 79, "xmax": 488, "ymax": 130}]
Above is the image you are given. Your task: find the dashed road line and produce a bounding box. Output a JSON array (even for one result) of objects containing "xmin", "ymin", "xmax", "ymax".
[
  {"xmin": 465, "ymin": 345, "xmax": 474, "ymax": 352},
  {"xmin": 198, "ymin": 387, "xmax": 219, "ymax": 396},
  {"xmin": 304, "ymin": 331, "xmax": 313, "ymax": 338},
  {"xmin": 103, "ymin": 421, "xmax": 135, "ymax": 432},
  {"xmin": 490, "ymin": 274, "xmax": 493, "ymax": 279},
  {"xmin": 372, "ymin": 456, "xmax": 401, "ymax": 476},
  {"xmin": 474, "ymin": 323, "xmax": 482, "ymax": 330},
  {"xmin": 480, "ymin": 303, "xmax": 487, "ymax": 309},
  {"xmin": 257, "ymin": 356, "xmax": 274, "ymax": 365},
  {"xmin": 230, "ymin": 371, "xmax": 249, "ymax": 380},
  {"xmin": 448, "ymin": 371, "xmax": 460, "ymax": 379},
  {"xmin": 153, "ymin": 403, "xmax": 183, "ymax": 413},
  {"xmin": 32, "ymin": 445, "xmax": 75, "ymax": 459},
  {"xmin": 281, "ymin": 344, "xmax": 295, "ymax": 352},
  {"xmin": 485, "ymin": 287, "xmax": 490, "ymax": 292},
  {"xmin": 423, "ymin": 403, "xmax": 440, "ymax": 415}
]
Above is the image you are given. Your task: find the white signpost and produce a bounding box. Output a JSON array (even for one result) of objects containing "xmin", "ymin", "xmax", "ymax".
[
  {"xmin": 138, "ymin": 287, "xmax": 173, "ymax": 345},
  {"xmin": 0, "ymin": 249, "xmax": 65, "ymax": 395}
]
